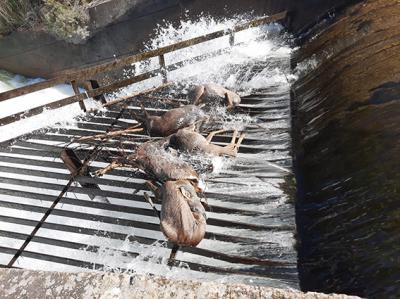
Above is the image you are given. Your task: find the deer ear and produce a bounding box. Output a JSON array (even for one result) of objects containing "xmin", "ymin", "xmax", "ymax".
[{"xmin": 179, "ymin": 187, "xmax": 192, "ymax": 200}]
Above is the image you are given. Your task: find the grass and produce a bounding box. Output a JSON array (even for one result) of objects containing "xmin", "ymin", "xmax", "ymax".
[
  {"xmin": 0, "ymin": 0, "xmax": 39, "ymax": 35},
  {"xmin": 0, "ymin": 0, "xmax": 95, "ymax": 42},
  {"xmin": 41, "ymin": 0, "xmax": 91, "ymax": 43}
]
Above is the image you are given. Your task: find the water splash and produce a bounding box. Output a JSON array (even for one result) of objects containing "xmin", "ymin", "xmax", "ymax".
[
  {"xmin": 0, "ymin": 14, "xmax": 294, "ymax": 282},
  {"xmin": 91, "ymin": 15, "xmax": 294, "ymax": 279},
  {"xmin": 0, "ymin": 70, "xmax": 100, "ymax": 142},
  {"xmin": 117, "ymin": 15, "xmax": 293, "ymax": 96}
]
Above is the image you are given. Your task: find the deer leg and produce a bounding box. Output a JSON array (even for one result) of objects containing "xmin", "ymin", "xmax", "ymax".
[
  {"xmin": 221, "ymin": 130, "xmax": 237, "ymax": 153},
  {"xmin": 228, "ymin": 130, "xmax": 238, "ymax": 146},
  {"xmin": 225, "ymin": 92, "xmax": 235, "ymax": 109},
  {"xmin": 167, "ymin": 244, "xmax": 180, "ymax": 267},
  {"xmin": 206, "ymin": 129, "xmax": 226, "ymax": 143},
  {"xmin": 234, "ymin": 133, "xmax": 246, "ymax": 151},
  {"xmin": 143, "ymin": 192, "xmax": 161, "ymax": 219},
  {"xmin": 145, "ymin": 180, "xmax": 162, "ymax": 202},
  {"xmin": 94, "ymin": 161, "xmax": 123, "ymax": 177},
  {"xmin": 221, "ymin": 131, "xmax": 244, "ymax": 157},
  {"xmin": 192, "ymin": 85, "xmax": 205, "ymax": 105}
]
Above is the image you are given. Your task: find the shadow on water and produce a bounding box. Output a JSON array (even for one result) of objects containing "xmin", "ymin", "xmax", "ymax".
[{"xmin": 292, "ymin": 1, "xmax": 400, "ymax": 298}]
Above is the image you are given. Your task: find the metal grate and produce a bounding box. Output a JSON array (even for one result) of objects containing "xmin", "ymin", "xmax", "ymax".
[{"xmin": 0, "ymin": 59, "xmax": 297, "ymax": 289}]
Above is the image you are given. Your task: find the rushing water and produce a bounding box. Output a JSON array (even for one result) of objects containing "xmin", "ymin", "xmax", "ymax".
[
  {"xmin": 0, "ymin": 15, "xmax": 296, "ymax": 286},
  {"xmin": 0, "ymin": 71, "xmax": 101, "ymax": 143},
  {"xmin": 82, "ymin": 16, "xmax": 296, "ymax": 283}
]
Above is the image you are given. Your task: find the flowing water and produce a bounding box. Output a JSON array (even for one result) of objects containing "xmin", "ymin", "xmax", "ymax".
[
  {"xmin": 0, "ymin": 71, "xmax": 101, "ymax": 142},
  {"xmin": 292, "ymin": 11, "xmax": 400, "ymax": 297},
  {"xmin": 0, "ymin": 15, "xmax": 297, "ymax": 287}
]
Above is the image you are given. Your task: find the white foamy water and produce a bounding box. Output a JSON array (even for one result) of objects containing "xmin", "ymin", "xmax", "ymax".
[
  {"xmin": 76, "ymin": 16, "xmax": 294, "ymax": 281},
  {"xmin": 0, "ymin": 71, "xmax": 99, "ymax": 142},
  {"xmin": 0, "ymin": 14, "xmax": 295, "ymax": 286},
  {"xmin": 112, "ymin": 15, "xmax": 293, "ymax": 97}
]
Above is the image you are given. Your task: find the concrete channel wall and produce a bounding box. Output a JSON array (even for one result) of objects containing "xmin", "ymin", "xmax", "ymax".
[
  {"xmin": 0, "ymin": 268, "xmax": 362, "ymax": 299},
  {"xmin": 292, "ymin": 0, "xmax": 400, "ymax": 297}
]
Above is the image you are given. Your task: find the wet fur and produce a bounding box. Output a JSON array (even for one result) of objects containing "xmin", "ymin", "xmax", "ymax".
[{"xmin": 160, "ymin": 180, "xmax": 206, "ymax": 246}]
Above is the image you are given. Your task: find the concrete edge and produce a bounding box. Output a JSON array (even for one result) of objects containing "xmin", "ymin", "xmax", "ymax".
[{"xmin": 0, "ymin": 268, "xmax": 362, "ymax": 298}]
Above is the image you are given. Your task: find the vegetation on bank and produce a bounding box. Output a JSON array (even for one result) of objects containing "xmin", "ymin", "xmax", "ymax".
[{"xmin": 0, "ymin": 0, "xmax": 95, "ymax": 43}]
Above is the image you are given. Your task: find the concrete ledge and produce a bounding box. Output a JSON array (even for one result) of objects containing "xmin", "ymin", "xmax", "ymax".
[{"xmin": 0, "ymin": 268, "xmax": 361, "ymax": 298}]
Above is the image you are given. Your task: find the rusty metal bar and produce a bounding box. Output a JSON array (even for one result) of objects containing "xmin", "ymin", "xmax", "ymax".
[{"xmin": 0, "ymin": 11, "xmax": 287, "ymax": 103}]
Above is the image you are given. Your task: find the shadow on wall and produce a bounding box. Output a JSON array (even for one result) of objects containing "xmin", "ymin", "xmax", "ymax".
[{"xmin": 292, "ymin": 0, "xmax": 400, "ymax": 298}]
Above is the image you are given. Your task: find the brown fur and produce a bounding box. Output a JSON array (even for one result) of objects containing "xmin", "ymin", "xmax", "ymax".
[
  {"xmin": 160, "ymin": 180, "xmax": 206, "ymax": 246},
  {"xmin": 95, "ymin": 138, "xmax": 205, "ymax": 192},
  {"xmin": 191, "ymin": 83, "xmax": 241, "ymax": 109},
  {"xmin": 141, "ymin": 105, "xmax": 208, "ymax": 136},
  {"xmin": 170, "ymin": 126, "xmax": 245, "ymax": 157}
]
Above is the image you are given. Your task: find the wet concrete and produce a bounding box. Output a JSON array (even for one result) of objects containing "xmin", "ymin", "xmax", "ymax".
[
  {"xmin": 292, "ymin": 0, "xmax": 400, "ymax": 297},
  {"xmin": 0, "ymin": 268, "xmax": 362, "ymax": 299}
]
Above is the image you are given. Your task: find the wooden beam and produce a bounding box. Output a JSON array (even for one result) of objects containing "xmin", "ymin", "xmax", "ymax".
[
  {"xmin": 0, "ymin": 69, "xmax": 161, "ymax": 126},
  {"xmin": 158, "ymin": 54, "xmax": 168, "ymax": 83},
  {"xmin": 71, "ymin": 80, "xmax": 87, "ymax": 112},
  {"xmin": 0, "ymin": 45, "xmax": 232, "ymax": 126},
  {"xmin": 102, "ymin": 82, "xmax": 173, "ymax": 107},
  {"xmin": 60, "ymin": 148, "xmax": 109, "ymax": 202}
]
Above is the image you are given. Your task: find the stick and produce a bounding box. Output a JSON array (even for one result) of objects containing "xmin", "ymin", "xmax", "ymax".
[
  {"xmin": 75, "ymin": 127, "xmax": 143, "ymax": 142},
  {"xmin": 141, "ymin": 95, "xmax": 189, "ymax": 104},
  {"xmin": 103, "ymin": 82, "xmax": 173, "ymax": 107}
]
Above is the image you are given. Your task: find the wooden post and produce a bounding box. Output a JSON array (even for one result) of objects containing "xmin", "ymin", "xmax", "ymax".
[
  {"xmin": 88, "ymin": 80, "xmax": 107, "ymax": 104},
  {"xmin": 60, "ymin": 148, "xmax": 109, "ymax": 203},
  {"xmin": 71, "ymin": 80, "xmax": 87, "ymax": 112},
  {"xmin": 158, "ymin": 54, "xmax": 168, "ymax": 83},
  {"xmin": 229, "ymin": 32, "xmax": 235, "ymax": 46}
]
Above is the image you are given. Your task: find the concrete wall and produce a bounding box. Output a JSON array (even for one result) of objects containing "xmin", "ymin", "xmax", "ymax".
[
  {"xmin": 292, "ymin": 0, "xmax": 400, "ymax": 297},
  {"xmin": 0, "ymin": 268, "xmax": 362, "ymax": 299}
]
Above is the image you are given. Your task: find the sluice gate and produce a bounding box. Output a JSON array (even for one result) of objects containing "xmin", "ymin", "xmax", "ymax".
[{"xmin": 0, "ymin": 13, "xmax": 299, "ymax": 289}]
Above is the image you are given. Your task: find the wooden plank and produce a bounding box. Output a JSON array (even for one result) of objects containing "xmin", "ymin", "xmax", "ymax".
[
  {"xmin": 102, "ymin": 82, "xmax": 173, "ymax": 107},
  {"xmin": 0, "ymin": 12, "xmax": 287, "ymax": 102},
  {"xmin": 71, "ymin": 80, "xmax": 86, "ymax": 112},
  {"xmin": 60, "ymin": 148, "xmax": 107, "ymax": 202},
  {"xmin": 0, "ymin": 43, "xmax": 242, "ymax": 127},
  {"xmin": 158, "ymin": 54, "xmax": 168, "ymax": 83},
  {"xmin": 0, "ymin": 70, "xmax": 161, "ymax": 126},
  {"xmin": 87, "ymin": 80, "xmax": 107, "ymax": 104}
]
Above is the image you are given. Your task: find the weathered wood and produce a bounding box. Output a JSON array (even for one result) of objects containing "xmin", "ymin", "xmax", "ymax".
[
  {"xmin": 229, "ymin": 31, "xmax": 235, "ymax": 46},
  {"xmin": 102, "ymin": 82, "xmax": 173, "ymax": 107},
  {"xmin": 0, "ymin": 43, "xmax": 238, "ymax": 126},
  {"xmin": 0, "ymin": 76, "xmax": 166, "ymax": 126},
  {"xmin": 75, "ymin": 126, "xmax": 143, "ymax": 141},
  {"xmin": 60, "ymin": 148, "xmax": 110, "ymax": 202},
  {"xmin": 71, "ymin": 80, "xmax": 87, "ymax": 112},
  {"xmin": 0, "ymin": 12, "xmax": 287, "ymax": 103},
  {"xmin": 88, "ymin": 80, "xmax": 107, "ymax": 104},
  {"xmin": 158, "ymin": 54, "xmax": 168, "ymax": 83}
]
